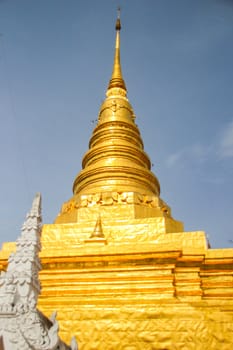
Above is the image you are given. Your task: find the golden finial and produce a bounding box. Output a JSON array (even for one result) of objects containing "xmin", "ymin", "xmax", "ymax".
[
  {"xmin": 107, "ymin": 7, "xmax": 126, "ymax": 92},
  {"xmin": 115, "ymin": 7, "xmax": 121, "ymax": 31}
]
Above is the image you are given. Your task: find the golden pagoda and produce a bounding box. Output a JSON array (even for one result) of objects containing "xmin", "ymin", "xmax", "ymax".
[{"xmin": 1, "ymin": 13, "xmax": 233, "ymax": 350}]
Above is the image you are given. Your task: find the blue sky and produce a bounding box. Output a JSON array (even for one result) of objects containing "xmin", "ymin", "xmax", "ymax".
[{"xmin": 0, "ymin": 0, "xmax": 233, "ymax": 248}]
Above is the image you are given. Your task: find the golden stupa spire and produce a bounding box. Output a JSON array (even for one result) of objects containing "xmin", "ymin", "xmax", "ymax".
[
  {"xmin": 71, "ymin": 11, "xmax": 160, "ymax": 200},
  {"xmin": 55, "ymin": 12, "xmax": 166, "ymax": 224},
  {"xmin": 107, "ymin": 7, "xmax": 127, "ymax": 92}
]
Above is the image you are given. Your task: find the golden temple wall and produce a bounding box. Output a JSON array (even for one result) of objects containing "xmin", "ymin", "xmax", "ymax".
[
  {"xmin": 37, "ymin": 239, "xmax": 233, "ymax": 350},
  {"xmin": 1, "ymin": 220, "xmax": 233, "ymax": 349}
]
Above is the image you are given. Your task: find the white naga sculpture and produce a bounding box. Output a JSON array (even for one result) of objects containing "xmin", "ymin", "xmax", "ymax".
[{"xmin": 0, "ymin": 193, "xmax": 78, "ymax": 350}]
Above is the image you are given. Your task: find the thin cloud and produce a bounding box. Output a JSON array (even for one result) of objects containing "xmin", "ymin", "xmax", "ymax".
[
  {"xmin": 165, "ymin": 144, "xmax": 211, "ymax": 168},
  {"xmin": 166, "ymin": 150, "xmax": 184, "ymax": 168},
  {"xmin": 166, "ymin": 120, "xmax": 233, "ymax": 168},
  {"xmin": 201, "ymin": 176, "xmax": 224, "ymax": 185},
  {"xmin": 219, "ymin": 120, "xmax": 233, "ymax": 158}
]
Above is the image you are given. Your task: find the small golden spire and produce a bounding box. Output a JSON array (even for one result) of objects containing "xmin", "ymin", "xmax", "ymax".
[
  {"xmin": 107, "ymin": 8, "xmax": 127, "ymax": 91},
  {"xmin": 90, "ymin": 215, "xmax": 105, "ymax": 239}
]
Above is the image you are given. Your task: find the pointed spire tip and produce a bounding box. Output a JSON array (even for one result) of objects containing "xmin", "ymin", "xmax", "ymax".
[
  {"xmin": 115, "ymin": 7, "xmax": 121, "ymax": 31},
  {"xmin": 107, "ymin": 6, "xmax": 126, "ymax": 93}
]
